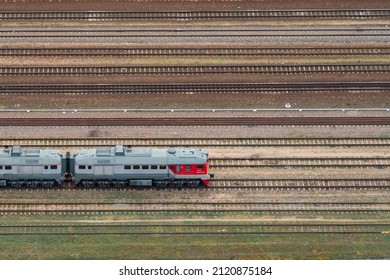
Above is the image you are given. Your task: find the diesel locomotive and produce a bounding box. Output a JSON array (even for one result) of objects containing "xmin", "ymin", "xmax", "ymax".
[{"xmin": 0, "ymin": 145, "xmax": 211, "ymax": 188}]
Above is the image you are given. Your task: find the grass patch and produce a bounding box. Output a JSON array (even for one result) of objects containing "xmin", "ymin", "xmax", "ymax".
[
  {"xmin": 0, "ymin": 233, "xmax": 388, "ymax": 260},
  {"xmin": 0, "ymin": 211, "xmax": 388, "ymax": 223}
]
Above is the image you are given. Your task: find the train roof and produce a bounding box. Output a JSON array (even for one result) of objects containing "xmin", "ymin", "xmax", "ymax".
[
  {"xmin": 74, "ymin": 145, "xmax": 209, "ymax": 160},
  {"xmin": 0, "ymin": 146, "xmax": 62, "ymax": 158}
]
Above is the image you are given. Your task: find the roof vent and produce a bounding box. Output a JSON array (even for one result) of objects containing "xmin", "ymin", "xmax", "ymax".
[
  {"xmin": 11, "ymin": 145, "xmax": 21, "ymax": 157},
  {"xmin": 24, "ymin": 149, "xmax": 40, "ymax": 157},
  {"xmin": 168, "ymin": 148, "xmax": 177, "ymax": 154},
  {"xmin": 96, "ymin": 148, "xmax": 112, "ymax": 157},
  {"xmin": 115, "ymin": 145, "xmax": 125, "ymax": 156}
]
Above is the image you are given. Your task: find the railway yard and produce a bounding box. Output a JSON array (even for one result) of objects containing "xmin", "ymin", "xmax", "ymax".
[{"xmin": 0, "ymin": 0, "xmax": 389, "ymax": 260}]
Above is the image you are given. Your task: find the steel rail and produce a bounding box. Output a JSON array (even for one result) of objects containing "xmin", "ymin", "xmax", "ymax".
[
  {"xmin": 1, "ymin": 202, "xmax": 387, "ymax": 206},
  {"xmin": 0, "ymin": 185, "xmax": 388, "ymax": 191},
  {"xmin": 0, "ymin": 28, "xmax": 389, "ymax": 39},
  {"xmin": 0, "ymin": 201, "xmax": 387, "ymax": 213},
  {"xmin": 0, "ymin": 64, "xmax": 389, "ymax": 76},
  {"xmin": 0, "ymin": 210, "xmax": 387, "ymax": 213},
  {"xmin": 0, "ymin": 117, "xmax": 389, "ymax": 126},
  {"xmin": 209, "ymin": 179, "xmax": 390, "ymax": 189},
  {"xmin": 2, "ymin": 82, "xmax": 390, "ymax": 95},
  {"xmin": 1, "ymin": 47, "xmax": 390, "ymax": 57},
  {"xmin": 0, "ymin": 231, "xmax": 384, "ymax": 235},
  {"xmin": 1, "ymin": 137, "xmax": 390, "ymax": 147},
  {"xmin": 1, "ymin": 9, "xmax": 390, "ymax": 20},
  {"xmin": 209, "ymin": 157, "xmax": 390, "ymax": 168},
  {"xmin": 1, "ymin": 33, "xmax": 388, "ymax": 38},
  {"xmin": 2, "ymin": 223, "xmax": 389, "ymax": 227},
  {"xmin": 1, "ymin": 223, "xmax": 388, "ymax": 235},
  {"xmin": 2, "ymin": 28, "xmax": 388, "ymax": 32},
  {"xmin": 1, "ymin": 179, "xmax": 388, "ymax": 191}
]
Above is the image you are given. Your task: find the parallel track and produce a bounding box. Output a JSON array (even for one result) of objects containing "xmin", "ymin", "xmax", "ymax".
[
  {"xmin": 1, "ymin": 64, "xmax": 388, "ymax": 76},
  {"xmin": 209, "ymin": 179, "xmax": 390, "ymax": 189},
  {"xmin": 1, "ymin": 82, "xmax": 390, "ymax": 95},
  {"xmin": 1, "ymin": 223, "xmax": 389, "ymax": 236},
  {"xmin": 0, "ymin": 117, "xmax": 389, "ymax": 126},
  {"xmin": 1, "ymin": 9, "xmax": 390, "ymax": 21},
  {"xmin": 1, "ymin": 137, "xmax": 390, "ymax": 147},
  {"xmin": 1, "ymin": 47, "xmax": 390, "ymax": 57},
  {"xmin": 0, "ymin": 202, "xmax": 388, "ymax": 213},
  {"xmin": 1, "ymin": 28, "xmax": 388, "ymax": 38},
  {"xmin": 1, "ymin": 179, "xmax": 389, "ymax": 191},
  {"xmin": 209, "ymin": 157, "xmax": 390, "ymax": 169}
]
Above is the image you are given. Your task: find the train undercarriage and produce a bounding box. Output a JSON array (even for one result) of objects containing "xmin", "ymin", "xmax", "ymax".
[
  {"xmin": 1, "ymin": 179, "xmax": 58, "ymax": 188},
  {"xmin": 77, "ymin": 179, "xmax": 205, "ymax": 188}
]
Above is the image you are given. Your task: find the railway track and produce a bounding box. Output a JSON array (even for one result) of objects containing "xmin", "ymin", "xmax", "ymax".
[
  {"xmin": 2, "ymin": 82, "xmax": 390, "ymax": 95},
  {"xmin": 209, "ymin": 179, "xmax": 390, "ymax": 189},
  {"xmin": 1, "ymin": 137, "xmax": 390, "ymax": 148},
  {"xmin": 1, "ymin": 223, "xmax": 388, "ymax": 236},
  {"xmin": 0, "ymin": 117, "xmax": 389, "ymax": 126},
  {"xmin": 1, "ymin": 179, "xmax": 388, "ymax": 191},
  {"xmin": 1, "ymin": 47, "xmax": 390, "ymax": 57},
  {"xmin": 209, "ymin": 158, "xmax": 390, "ymax": 169},
  {"xmin": 1, "ymin": 9, "xmax": 390, "ymax": 21},
  {"xmin": 1, "ymin": 28, "xmax": 388, "ymax": 38},
  {"xmin": 0, "ymin": 202, "xmax": 388, "ymax": 213},
  {"xmin": 1, "ymin": 64, "xmax": 388, "ymax": 76}
]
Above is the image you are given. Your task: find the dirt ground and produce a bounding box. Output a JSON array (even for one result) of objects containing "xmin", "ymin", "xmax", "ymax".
[{"xmin": 1, "ymin": 89, "xmax": 389, "ymax": 109}]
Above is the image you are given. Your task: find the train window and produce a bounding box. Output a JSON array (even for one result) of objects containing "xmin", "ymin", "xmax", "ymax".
[
  {"xmin": 159, "ymin": 165, "xmax": 167, "ymax": 169},
  {"xmin": 142, "ymin": 166, "xmax": 149, "ymax": 170},
  {"xmin": 5, "ymin": 166, "xmax": 11, "ymax": 170},
  {"xmin": 50, "ymin": 165, "xmax": 57, "ymax": 170},
  {"xmin": 185, "ymin": 165, "xmax": 191, "ymax": 171},
  {"xmin": 197, "ymin": 165, "xmax": 205, "ymax": 169},
  {"xmin": 88, "ymin": 166, "xmax": 92, "ymax": 170},
  {"xmin": 124, "ymin": 165, "xmax": 131, "ymax": 170},
  {"xmin": 79, "ymin": 165, "xmax": 86, "ymax": 169},
  {"xmin": 0, "ymin": 166, "xmax": 3, "ymax": 169},
  {"xmin": 151, "ymin": 165, "xmax": 158, "ymax": 169},
  {"xmin": 133, "ymin": 165, "xmax": 140, "ymax": 169},
  {"xmin": 176, "ymin": 166, "xmax": 180, "ymax": 172},
  {"xmin": 44, "ymin": 166, "xmax": 49, "ymax": 170}
]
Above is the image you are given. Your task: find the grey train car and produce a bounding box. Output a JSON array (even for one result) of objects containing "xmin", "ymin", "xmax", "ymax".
[
  {"xmin": 0, "ymin": 145, "xmax": 212, "ymax": 188},
  {"xmin": 73, "ymin": 145, "xmax": 211, "ymax": 188},
  {"xmin": 0, "ymin": 145, "xmax": 63, "ymax": 188}
]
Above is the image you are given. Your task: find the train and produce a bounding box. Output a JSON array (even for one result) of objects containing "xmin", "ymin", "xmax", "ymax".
[{"xmin": 0, "ymin": 145, "xmax": 212, "ymax": 188}]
